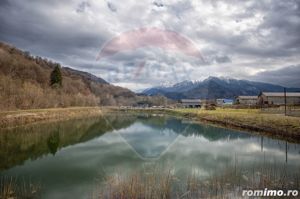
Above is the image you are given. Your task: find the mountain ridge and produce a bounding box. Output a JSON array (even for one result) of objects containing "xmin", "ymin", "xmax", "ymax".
[{"xmin": 142, "ymin": 76, "xmax": 300, "ymax": 99}]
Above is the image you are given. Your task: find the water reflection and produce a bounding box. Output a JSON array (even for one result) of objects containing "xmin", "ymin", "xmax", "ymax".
[
  {"xmin": 0, "ymin": 114, "xmax": 134, "ymax": 170},
  {"xmin": 0, "ymin": 113, "xmax": 299, "ymax": 199},
  {"xmin": 47, "ymin": 130, "xmax": 60, "ymax": 155},
  {"xmin": 116, "ymin": 115, "xmax": 252, "ymax": 159}
]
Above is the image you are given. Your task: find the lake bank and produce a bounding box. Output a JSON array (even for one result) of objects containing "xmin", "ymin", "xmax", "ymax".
[
  {"xmin": 117, "ymin": 108, "xmax": 300, "ymax": 143},
  {"xmin": 1, "ymin": 107, "xmax": 300, "ymax": 143},
  {"xmin": 0, "ymin": 107, "xmax": 103, "ymax": 129}
]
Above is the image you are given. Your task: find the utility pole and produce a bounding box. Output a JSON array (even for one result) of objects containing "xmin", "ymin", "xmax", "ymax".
[
  {"xmin": 261, "ymin": 136, "xmax": 264, "ymax": 152},
  {"xmin": 284, "ymin": 87, "xmax": 287, "ymax": 116},
  {"xmin": 285, "ymin": 141, "xmax": 288, "ymax": 163}
]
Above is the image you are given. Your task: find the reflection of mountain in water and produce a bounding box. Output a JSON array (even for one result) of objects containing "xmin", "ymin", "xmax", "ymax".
[
  {"xmin": 135, "ymin": 115, "xmax": 251, "ymax": 141},
  {"xmin": 1, "ymin": 114, "xmax": 299, "ymax": 199},
  {"xmin": 0, "ymin": 114, "xmax": 136, "ymax": 170},
  {"xmin": 117, "ymin": 123, "xmax": 179, "ymax": 159},
  {"xmin": 2, "ymin": 113, "xmax": 293, "ymax": 170},
  {"xmin": 78, "ymin": 114, "xmax": 136, "ymax": 142},
  {"xmin": 116, "ymin": 115, "xmax": 252, "ymax": 159}
]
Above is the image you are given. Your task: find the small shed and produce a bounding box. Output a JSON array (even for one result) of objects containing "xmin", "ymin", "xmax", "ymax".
[
  {"xmin": 181, "ymin": 99, "xmax": 201, "ymax": 108},
  {"xmin": 236, "ymin": 96, "xmax": 257, "ymax": 105},
  {"xmin": 217, "ymin": 99, "xmax": 234, "ymax": 106},
  {"xmin": 258, "ymin": 92, "xmax": 300, "ymax": 105}
]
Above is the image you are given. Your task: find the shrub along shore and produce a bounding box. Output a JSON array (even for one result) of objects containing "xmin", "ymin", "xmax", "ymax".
[{"xmin": 1, "ymin": 107, "xmax": 299, "ymax": 143}]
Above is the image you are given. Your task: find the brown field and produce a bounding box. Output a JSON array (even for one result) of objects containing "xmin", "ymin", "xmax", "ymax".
[{"xmin": 0, "ymin": 107, "xmax": 103, "ymax": 129}]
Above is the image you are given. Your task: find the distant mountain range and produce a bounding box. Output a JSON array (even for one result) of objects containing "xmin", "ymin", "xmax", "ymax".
[{"xmin": 142, "ymin": 76, "xmax": 300, "ymax": 100}]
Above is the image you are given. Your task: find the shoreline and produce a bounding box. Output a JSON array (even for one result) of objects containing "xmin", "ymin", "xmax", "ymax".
[
  {"xmin": 115, "ymin": 108, "xmax": 300, "ymax": 143},
  {"xmin": 1, "ymin": 107, "xmax": 299, "ymax": 143},
  {"xmin": 0, "ymin": 107, "xmax": 103, "ymax": 129}
]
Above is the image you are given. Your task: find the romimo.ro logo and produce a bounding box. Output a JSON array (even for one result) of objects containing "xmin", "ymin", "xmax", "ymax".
[{"xmin": 242, "ymin": 189, "xmax": 298, "ymax": 197}]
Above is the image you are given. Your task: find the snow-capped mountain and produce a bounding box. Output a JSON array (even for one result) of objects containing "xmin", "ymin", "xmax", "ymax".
[{"xmin": 142, "ymin": 76, "xmax": 300, "ymax": 100}]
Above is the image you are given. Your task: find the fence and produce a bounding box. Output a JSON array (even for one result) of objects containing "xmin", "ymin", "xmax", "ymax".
[{"xmin": 261, "ymin": 105, "xmax": 300, "ymax": 117}]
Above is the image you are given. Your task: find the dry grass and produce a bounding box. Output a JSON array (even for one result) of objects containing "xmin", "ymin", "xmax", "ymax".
[
  {"xmin": 96, "ymin": 168, "xmax": 173, "ymax": 199},
  {"xmin": 0, "ymin": 73, "xmax": 100, "ymax": 111},
  {"xmin": 94, "ymin": 163, "xmax": 300, "ymax": 199},
  {"xmin": 0, "ymin": 107, "xmax": 104, "ymax": 128},
  {"xmin": 173, "ymin": 108, "xmax": 300, "ymax": 130},
  {"xmin": 150, "ymin": 108, "xmax": 300, "ymax": 142},
  {"xmin": 120, "ymin": 107, "xmax": 300, "ymax": 142},
  {"xmin": 0, "ymin": 177, "xmax": 41, "ymax": 199}
]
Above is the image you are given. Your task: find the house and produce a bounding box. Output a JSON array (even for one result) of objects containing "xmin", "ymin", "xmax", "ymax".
[
  {"xmin": 181, "ymin": 99, "xmax": 201, "ymax": 108},
  {"xmin": 236, "ymin": 96, "xmax": 257, "ymax": 105},
  {"xmin": 216, "ymin": 99, "xmax": 234, "ymax": 106},
  {"xmin": 258, "ymin": 92, "xmax": 300, "ymax": 105},
  {"xmin": 136, "ymin": 101, "xmax": 150, "ymax": 108}
]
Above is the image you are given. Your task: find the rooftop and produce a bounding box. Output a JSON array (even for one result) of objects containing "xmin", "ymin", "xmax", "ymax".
[
  {"xmin": 181, "ymin": 99, "xmax": 201, "ymax": 103},
  {"xmin": 261, "ymin": 92, "xmax": 300, "ymax": 97},
  {"xmin": 237, "ymin": 96, "xmax": 258, "ymax": 99}
]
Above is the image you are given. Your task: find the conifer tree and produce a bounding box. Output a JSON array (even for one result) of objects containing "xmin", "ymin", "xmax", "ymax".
[{"xmin": 50, "ymin": 64, "xmax": 62, "ymax": 87}]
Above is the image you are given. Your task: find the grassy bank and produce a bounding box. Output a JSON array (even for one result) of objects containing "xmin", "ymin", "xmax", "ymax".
[
  {"xmin": 0, "ymin": 107, "xmax": 103, "ymax": 128},
  {"xmin": 1, "ymin": 107, "xmax": 300, "ymax": 142},
  {"xmin": 119, "ymin": 108, "xmax": 300, "ymax": 142},
  {"xmin": 95, "ymin": 163, "xmax": 299, "ymax": 199},
  {"xmin": 0, "ymin": 177, "xmax": 41, "ymax": 199}
]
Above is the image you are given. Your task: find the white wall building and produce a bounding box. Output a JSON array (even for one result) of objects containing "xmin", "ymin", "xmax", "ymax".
[
  {"xmin": 258, "ymin": 92, "xmax": 300, "ymax": 105},
  {"xmin": 236, "ymin": 96, "xmax": 257, "ymax": 105},
  {"xmin": 181, "ymin": 99, "xmax": 201, "ymax": 108}
]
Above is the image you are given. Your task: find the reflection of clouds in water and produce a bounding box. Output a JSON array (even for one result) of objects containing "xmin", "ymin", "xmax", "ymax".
[
  {"xmin": 115, "ymin": 122, "xmax": 179, "ymax": 159},
  {"xmin": 245, "ymin": 142, "xmax": 261, "ymax": 152},
  {"xmin": 165, "ymin": 135, "xmax": 300, "ymax": 172},
  {"xmin": 2, "ymin": 115, "xmax": 299, "ymax": 199},
  {"xmin": 89, "ymin": 117, "xmax": 300, "ymax": 179},
  {"xmin": 93, "ymin": 131, "xmax": 123, "ymax": 144},
  {"xmin": 93, "ymin": 117, "xmax": 300, "ymax": 167}
]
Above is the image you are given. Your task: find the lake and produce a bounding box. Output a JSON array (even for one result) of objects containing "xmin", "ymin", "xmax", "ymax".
[{"xmin": 0, "ymin": 113, "xmax": 299, "ymax": 198}]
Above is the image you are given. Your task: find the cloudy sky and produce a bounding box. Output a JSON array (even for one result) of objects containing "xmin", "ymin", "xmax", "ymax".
[{"xmin": 0, "ymin": 0, "xmax": 299, "ymax": 91}]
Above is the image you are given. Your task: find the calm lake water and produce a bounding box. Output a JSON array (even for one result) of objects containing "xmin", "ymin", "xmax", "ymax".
[{"xmin": 0, "ymin": 113, "xmax": 299, "ymax": 198}]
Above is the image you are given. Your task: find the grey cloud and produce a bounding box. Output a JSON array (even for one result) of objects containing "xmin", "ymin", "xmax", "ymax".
[
  {"xmin": 193, "ymin": 0, "xmax": 300, "ymax": 60},
  {"xmin": 107, "ymin": 2, "xmax": 117, "ymax": 12},
  {"xmin": 0, "ymin": 0, "xmax": 299, "ymax": 91},
  {"xmin": 0, "ymin": 0, "xmax": 110, "ymax": 63},
  {"xmin": 153, "ymin": 1, "xmax": 164, "ymax": 8},
  {"xmin": 251, "ymin": 65, "xmax": 300, "ymax": 88},
  {"xmin": 76, "ymin": 1, "xmax": 91, "ymax": 13},
  {"xmin": 215, "ymin": 55, "xmax": 231, "ymax": 64},
  {"xmin": 168, "ymin": 0, "xmax": 193, "ymax": 19}
]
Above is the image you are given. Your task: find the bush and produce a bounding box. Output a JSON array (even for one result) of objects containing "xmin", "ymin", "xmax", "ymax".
[{"xmin": 0, "ymin": 74, "xmax": 99, "ymax": 110}]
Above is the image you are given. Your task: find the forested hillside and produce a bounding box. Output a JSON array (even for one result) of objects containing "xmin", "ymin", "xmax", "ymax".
[{"xmin": 0, "ymin": 42, "xmax": 168, "ymax": 110}]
